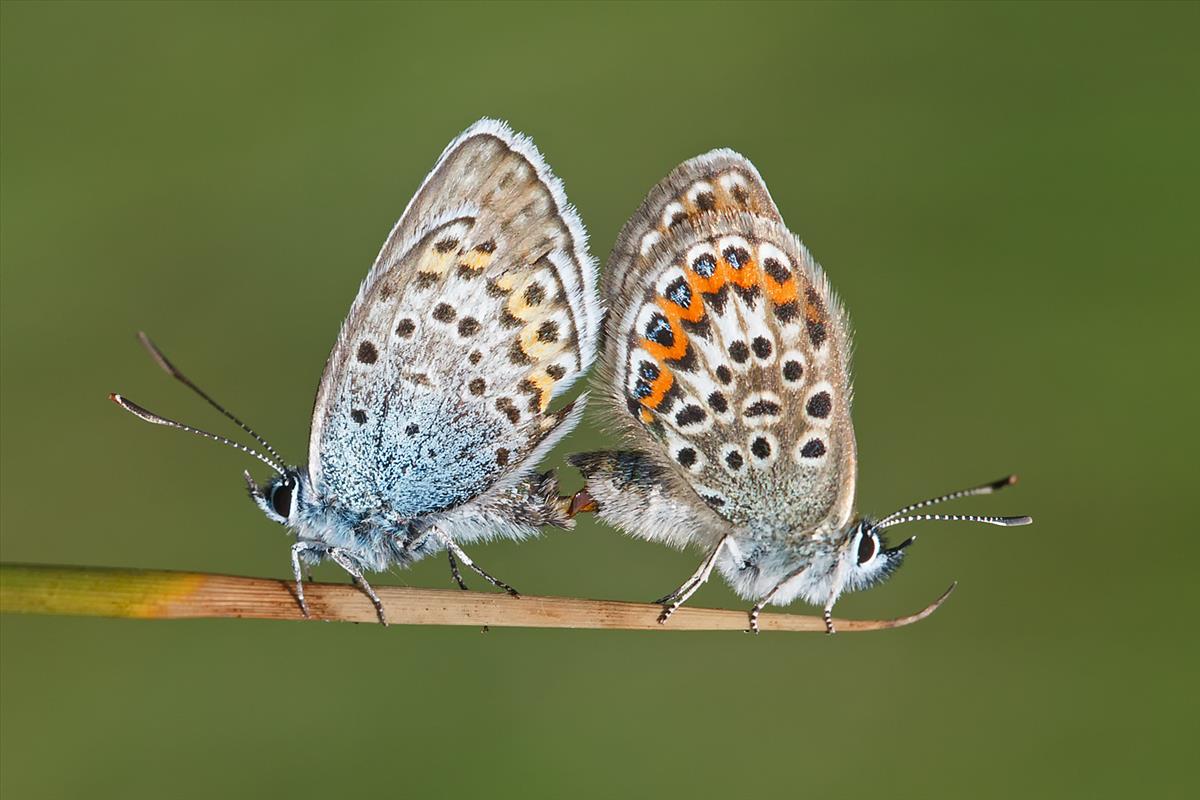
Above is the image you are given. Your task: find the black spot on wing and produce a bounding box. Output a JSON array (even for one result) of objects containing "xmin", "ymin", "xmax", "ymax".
[
  {"xmin": 664, "ymin": 276, "xmax": 693, "ymax": 309},
  {"xmin": 356, "ymin": 341, "xmax": 378, "ymax": 364},
  {"xmin": 764, "ymin": 258, "xmax": 791, "ymax": 283},
  {"xmin": 644, "ymin": 313, "xmax": 675, "ymax": 348},
  {"xmin": 495, "ymin": 397, "xmax": 521, "ymax": 424},
  {"xmin": 800, "ymin": 438, "xmax": 826, "ymax": 458},
  {"xmin": 508, "ymin": 340, "xmax": 532, "ymax": 365},
  {"xmin": 806, "ymin": 391, "xmax": 832, "ymax": 419},
  {"xmin": 775, "ymin": 302, "xmax": 800, "ymax": 324},
  {"xmin": 674, "ymin": 404, "xmax": 706, "ymax": 427},
  {"xmin": 723, "ymin": 246, "xmax": 751, "ymax": 270},
  {"xmin": 524, "ymin": 282, "xmax": 546, "ymax": 306},
  {"xmin": 807, "ymin": 320, "xmax": 828, "ymax": 347},
  {"xmin": 692, "ymin": 253, "xmax": 717, "ymax": 277},
  {"xmin": 745, "ymin": 400, "xmax": 781, "ymax": 418}
]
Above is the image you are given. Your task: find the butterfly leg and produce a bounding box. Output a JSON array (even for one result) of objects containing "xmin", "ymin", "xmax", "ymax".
[
  {"xmin": 447, "ymin": 550, "xmax": 470, "ymax": 591},
  {"xmin": 434, "ymin": 531, "xmax": 520, "ymax": 598},
  {"xmin": 744, "ymin": 566, "xmax": 820, "ymax": 633},
  {"xmin": 744, "ymin": 568, "xmax": 801, "ymax": 638},
  {"xmin": 290, "ymin": 540, "xmax": 324, "ymax": 618},
  {"xmin": 657, "ymin": 535, "xmax": 728, "ymax": 624},
  {"xmin": 327, "ymin": 548, "xmax": 388, "ymax": 625}
]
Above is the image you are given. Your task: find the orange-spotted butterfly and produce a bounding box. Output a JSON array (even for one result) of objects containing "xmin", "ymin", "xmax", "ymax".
[{"xmin": 571, "ymin": 150, "xmax": 1030, "ymax": 632}]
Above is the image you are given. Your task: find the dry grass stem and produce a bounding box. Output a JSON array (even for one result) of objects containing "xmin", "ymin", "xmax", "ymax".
[{"xmin": 1, "ymin": 564, "xmax": 954, "ymax": 632}]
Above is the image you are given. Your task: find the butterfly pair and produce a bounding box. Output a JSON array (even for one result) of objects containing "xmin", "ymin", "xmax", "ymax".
[{"xmin": 112, "ymin": 119, "xmax": 1029, "ymax": 632}]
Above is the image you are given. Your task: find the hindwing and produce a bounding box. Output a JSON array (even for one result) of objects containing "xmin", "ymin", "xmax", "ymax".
[{"xmin": 599, "ymin": 151, "xmax": 856, "ymax": 534}]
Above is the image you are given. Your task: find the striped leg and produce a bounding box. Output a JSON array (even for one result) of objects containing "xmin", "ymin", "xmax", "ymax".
[
  {"xmin": 328, "ymin": 548, "xmax": 387, "ymax": 626},
  {"xmin": 285, "ymin": 544, "xmax": 314, "ymax": 618},
  {"xmin": 434, "ymin": 531, "xmax": 520, "ymax": 598},
  {"xmin": 656, "ymin": 535, "xmax": 728, "ymax": 624},
  {"xmin": 447, "ymin": 550, "xmax": 470, "ymax": 591},
  {"xmin": 748, "ymin": 564, "xmax": 808, "ymax": 634}
]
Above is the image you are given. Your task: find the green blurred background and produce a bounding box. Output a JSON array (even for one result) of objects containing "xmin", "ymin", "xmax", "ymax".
[{"xmin": 2, "ymin": 1, "xmax": 1196, "ymax": 797}]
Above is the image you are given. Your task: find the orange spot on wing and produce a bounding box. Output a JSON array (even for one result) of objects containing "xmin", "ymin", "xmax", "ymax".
[
  {"xmin": 656, "ymin": 291, "xmax": 704, "ymax": 324},
  {"xmin": 764, "ymin": 274, "xmax": 799, "ymax": 306},
  {"xmin": 640, "ymin": 361, "xmax": 674, "ymax": 410},
  {"xmin": 725, "ymin": 255, "xmax": 758, "ymax": 289},
  {"xmin": 641, "ymin": 315, "xmax": 688, "ymax": 363},
  {"xmin": 458, "ymin": 250, "xmax": 493, "ymax": 271},
  {"xmin": 803, "ymin": 286, "xmax": 826, "ymax": 324},
  {"xmin": 686, "ymin": 258, "xmax": 728, "ymax": 295}
]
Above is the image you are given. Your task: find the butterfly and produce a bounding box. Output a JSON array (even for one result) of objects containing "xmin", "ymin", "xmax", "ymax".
[
  {"xmin": 112, "ymin": 119, "xmax": 601, "ymax": 623},
  {"xmin": 570, "ymin": 149, "xmax": 1030, "ymax": 633}
]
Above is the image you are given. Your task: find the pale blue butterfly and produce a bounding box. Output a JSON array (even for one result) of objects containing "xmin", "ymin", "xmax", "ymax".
[{"xmin": 113, "ymin": 119, "xmax": 601, "ymax": 622}]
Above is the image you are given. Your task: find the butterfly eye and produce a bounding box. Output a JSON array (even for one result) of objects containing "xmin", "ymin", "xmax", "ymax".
[
  {"xmin": 856, "ymin": 531, "xmax": 878, "ymax": 565},
  {"xmin": 270, "ymin": 477, "xmax": 294, "ymax": 519}
]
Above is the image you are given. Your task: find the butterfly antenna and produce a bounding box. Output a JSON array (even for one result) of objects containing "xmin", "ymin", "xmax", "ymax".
[
  {"xmin": 110, "ymin": 393, "xmax": 286, "ymax": 475},
  {"xmin": 877, "ymin": 512, "xmax": 1032, "ymax": 531},
  {"xmin": 878, "ymin": 475, "xmax": 1020, "ymax": 525},
  {"xmin": 135, "ymin": 332, "xmax": 286, "ymax": 466}
]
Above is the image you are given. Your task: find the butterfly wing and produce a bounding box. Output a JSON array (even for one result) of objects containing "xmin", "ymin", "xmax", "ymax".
[
  {"xmin": 583, "ymin": 150, "xmax": 856, "ymax": 538},
  {"xmin": 308, "ymin": 119, "xmax": 600, "ymax": 521}
]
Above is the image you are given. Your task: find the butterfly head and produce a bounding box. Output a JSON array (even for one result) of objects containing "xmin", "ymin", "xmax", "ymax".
[
  {"xmin": 246, "ymin": 469, "xmax": 308, "ymax": 527},
  {"xmin": 840, "ymin": 520, "xmax": 913, "ymax": 593},
  {"xmin": 837, "ymin": 476, "xmax": 1035, "ymax": 596}
]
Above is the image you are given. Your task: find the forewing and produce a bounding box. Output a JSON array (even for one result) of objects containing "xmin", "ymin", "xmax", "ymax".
[
  {"xmin": 309, "ymin": 119, "xmax": 599, "ymax": 520},
  {"xmin": 599, "ymin": 151, "xmax": 856, "ymax": 534}
]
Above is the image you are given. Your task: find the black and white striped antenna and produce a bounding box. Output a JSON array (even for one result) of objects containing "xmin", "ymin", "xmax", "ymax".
[
  {"xmin": 109, "ymin": 333, "xmax": 286, "ymax": 475},
  {"xmin": 877, "ymin": 475, "xmax": 1031, "ymax": 531}
]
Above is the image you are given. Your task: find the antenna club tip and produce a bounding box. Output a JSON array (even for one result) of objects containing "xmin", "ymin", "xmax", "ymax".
[
  {"xmin": 108, "ymin": 392, "xmax": 122, "ymax": 404},
  {"xmin": 987, "ymin": 474, "xmax": 1019, "ymax": 491}
]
